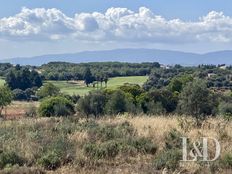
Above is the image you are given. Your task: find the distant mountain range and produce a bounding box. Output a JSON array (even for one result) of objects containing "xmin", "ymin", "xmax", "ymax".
[{"xmin": 1, "ymin": 48, "xmax": 232, "ymax": 66}]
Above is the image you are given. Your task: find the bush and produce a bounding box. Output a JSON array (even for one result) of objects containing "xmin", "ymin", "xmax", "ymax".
[
  {"xmin": 83, "ymin": 141, "xmax": 120, "ymax": 160},
  {"xmin": 219, "ymin": 102, "xmax": 232, "ymax": 118},
  {"xmin": 38, "ymin": 150, "xmax": 61, "ymax": 170},
  {"xmin": 127, "ymin": 137, "xmax": 157, "ymax": 154},
  {"xmin": 0, "ymin": 86, "xmax": 13, "ymax": 116},
  {"xmin": 153, "ymin": 149, "xmax": 182, "ymax": 170},
  {"xmin": 0, "ymin": 151, "xmax": 25, "ymax": 169},
  {"xmin": 38, "ymin": 138, "xmax": 74, "ymax": 170},
  {"xmin": 38, "ymin": 96, "xmax": 74, "ymax": 117},
  {"xmin": 77, "ymin": 90, "xmax": 107, "ymax": 117},
  {"xmin": 12, "ymin": 89, "xmax": 27, "ymax": 101},
  {"xmin": 179, "ymin": 79, "xmax": 218, "ymax": 118},
  {"xmin": 105, "ymin": 90, "xmax": 135, "ymax": 115},
  {"xmin": 87, "ymin": 122, "xmax": 135, "ymax": 142},
  {"xmin": 221, "ymin": 153, "xmax": 232, "ymax": 168},
  {"xmin": 146, "ymin": 101, "xmax": 166, "ymax": 115},
  {"xmin": 164, "ymin": 129, "xmax": 183, "ymax": 150},
  {"xmin": 37, "ymin": 83, "xmax": 60, "ymax": 99},
  {"xmin": 83, "ymin": 121, "xmax": 157, "ymax": 160}
]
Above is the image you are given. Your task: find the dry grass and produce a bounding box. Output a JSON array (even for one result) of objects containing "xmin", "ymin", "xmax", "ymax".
[{"xmin": 0, "ymin": 115, "xmax": 232, "ymax": 174}]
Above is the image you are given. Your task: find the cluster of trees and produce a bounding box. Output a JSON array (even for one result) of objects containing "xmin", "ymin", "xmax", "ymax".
[
  {"xmin": 5, "ymin": 65, "xmax": 43, "ymax": 101},
  {"xmin": 144, "ymin": 65, "xmax": 232, "ymax": 90},
  {"xmin": 1, "ymin": 62, "xmax": 232, "ymax": 120},
  {"xmin": 6, "ymin": 65, "xmax": 42, "ymax": 90},
  {"xmin": 40, "ymin": 62, "xmax": 160, "ymax": 81}
]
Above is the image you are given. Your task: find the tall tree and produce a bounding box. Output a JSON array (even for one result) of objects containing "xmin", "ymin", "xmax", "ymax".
[
  {"xmin": 179, "ymin": 79, "xmax": 217, "ymax": 120},
  {"xmin": 83, "ymin": 67, "xmax": 94, "ymax": 87}
]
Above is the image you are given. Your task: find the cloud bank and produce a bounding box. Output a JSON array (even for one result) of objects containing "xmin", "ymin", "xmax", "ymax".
[{"xmin": 0, "ymin": 7, "xmax": 232, "ymax": 44}]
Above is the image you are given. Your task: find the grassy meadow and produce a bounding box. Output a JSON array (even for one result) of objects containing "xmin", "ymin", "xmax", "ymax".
[
  {"xmin": 0, "ymin": 115, "xmax": 231, "ymax": 173},
  {"xmin": 46, "ymin": 76, "xmax": 148, "ymax": 96},
  {"xmin": 0, "ymin": 76, "xmax": 148, "ymax": 95},
  {"xmin": 0, "ymin": 77, "xmax": 5, "ymax": 86}
]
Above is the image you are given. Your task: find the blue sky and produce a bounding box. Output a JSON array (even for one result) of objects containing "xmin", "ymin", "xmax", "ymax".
[{"xmin": 0, "ymin": 0, "xmax": 232, "ymax": 58}]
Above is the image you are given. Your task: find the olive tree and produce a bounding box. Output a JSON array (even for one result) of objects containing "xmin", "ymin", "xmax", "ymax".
[
  {"xmin": 0, "ymin": 86, "xmax": 13, "ymax": 116},
  {"xmin": 178, "ymin": 79, "xmax": 217, "ymax": 121}
]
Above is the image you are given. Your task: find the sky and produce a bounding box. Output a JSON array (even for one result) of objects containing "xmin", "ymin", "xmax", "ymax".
[{"xmin": 0, "ymin": 0, "xmax": 232, "ymax": 58}]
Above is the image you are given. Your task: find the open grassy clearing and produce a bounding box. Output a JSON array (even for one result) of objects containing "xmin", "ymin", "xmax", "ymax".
[
  {"xmin": 46, "ymin": 76, "xmax": 148, "ymax": 96},
  {"xmin": 0, "ymin": 115, "xmax": 231, "ymax": 173},
  {"xmin": 0, "ymin": 76, "xmax": 148, "ymax": 95},
  {"xmin": 0, "ymin": 77, "xmax": 5, "ymax": 86}
]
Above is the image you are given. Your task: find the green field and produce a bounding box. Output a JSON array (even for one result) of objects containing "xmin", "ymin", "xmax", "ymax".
[
  {"xmin": 47, "ymin": 76, "xmax": 148, "ymax": 96},
  {"xmin": 0, "ymin": 77, "xmax": 5, "ymax": 86},
  {"xmin": 0, "ymin": 76, "xmax": 148, "ymax": 95}
]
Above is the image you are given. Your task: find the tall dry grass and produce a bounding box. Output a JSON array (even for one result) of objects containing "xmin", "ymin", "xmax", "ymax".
[{"xmin": 0, "ymin": 115, "xmax": 231, "ymax": 174}]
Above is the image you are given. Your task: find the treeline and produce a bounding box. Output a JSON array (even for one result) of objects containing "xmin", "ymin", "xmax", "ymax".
[
  {"xmin": 40, "ymin": 62, "xmax": 160, "ymax": 80},
  {"xmin": 34, "ymin": 79, "xmax": 232, "ymax": 123},
  {"xmin": 144, "ymin": 64, "xmax": 232, "ymax": 90}
]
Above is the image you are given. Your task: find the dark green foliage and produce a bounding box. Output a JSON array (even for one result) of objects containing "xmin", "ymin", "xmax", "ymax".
[
  {"xmin": 153, "ymin": 149, "xmax": 182, "ymax": 170},
  {"xmin": 83, "ymin": 67, "xmax": 94, "ymax": 87},
  {"xmin": 146, "ymin": 101, "xmax": 166, "ymax": 115},
  {"xmin": 38, "ymin": 96, "xmax": 74, "ymax": 117},
  {"xmin": 105, "ymin": 90, "xmax": 134, "ymax": 115},
  {"xmin": 6, "ymin": 65, "xmax": 42, "ymax": 90},
  {"xmin": 13, "ymin": 89, "xmax": 27, "ymax": 100},
  {"xmin": 77, "ymin": 90, "xmax": 107, "ymax": 117},
  {"xmin": 0, "ymin": 86, "xmax": 13, "ymax": 116},
  {"xmin": 41, "ymin": 62, "xmax": 159, "ymax": 81},
  {"xmin": 219, "ymin": 102, "xmax": 232, "ymax": 117},
  {"xmin": 148, "ymin": 89, "xmax": 178, "ymax": 113},
  {"xmin": 179, "ymin": 79, "xmax": 218, "ymax": 118},
  {"xmin": 0, "ymin": 151, "xmax": 25, "ymax": 169},
  {"xmin": 13, "ymin": 88, "xmax": 37, "ymax": 101}
]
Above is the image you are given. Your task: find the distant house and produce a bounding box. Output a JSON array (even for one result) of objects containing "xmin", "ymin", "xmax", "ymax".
[
  {"xmin": 160, "ymin": 64, "xmax": 171, "ymax": 69},
  {"xmin": 208, "ymin": 73, "xmax": 216, "ymax": 78},
  {"xmin": 218, "ymin": 64, "xmax": 227, "ymax": 70}
]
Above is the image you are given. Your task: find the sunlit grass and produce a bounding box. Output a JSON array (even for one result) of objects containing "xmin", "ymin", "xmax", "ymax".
[{"xmin": 46, "ymin": 76, "xmax": 148, "ymax": 96}]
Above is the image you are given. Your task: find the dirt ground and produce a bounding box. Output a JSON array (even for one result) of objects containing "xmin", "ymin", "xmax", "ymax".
[{"xmin": 3, "ymin": 101, "xmax": 39, "ymax": 119}]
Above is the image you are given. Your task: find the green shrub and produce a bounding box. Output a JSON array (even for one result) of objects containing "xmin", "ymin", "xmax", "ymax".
[
  {"xmin": 221, "ymin": 153, "xmax": 232, "ymax": 168},
  {"xmin": 105, "ymin": 90, "xmax": 130, "ymax": 115},
  {"xmin": 127, "ymin": 137, "xmax": 157, "ymax": 154},
  {"xmin": 38, "ymin": 96, "xmax": 74, "ymax": 117},
  {"xmin": 87, "ymin": 122, "xmax": 135, "ymax": 142},
  {"xmin": 38, "ymin": 138, "xmax": 74, "ymax": 170},
  {"xmin": 36, "ymin": 83, "xmax": 60, "ymax": 99},
  {"xmin": 153, "ymin": 149, "xmax": 182, "ymax": 170},
  {"xmin": 165, "ymin": 129, "xmax": 183, "ymax": 150},
  {"xmin": 77, "ymin": 90, "xmax": 107, "ymax": 117},
  {"xmin": 37, "ymin": 150, "xmax": 61, "ymax": 170},
  {"xmin": 219, "ymin": 102, "xmax": 232, "ymax": 119},
  {"xmin": 0, "ymin": 151, "xmax": 25, "ymax": 169},
  {"xmin": 83, "ymin": 141, "xmax": 120, "ymax": 160},
  {"xmin": 83, "ymin": 122, "xmax": 157, "ymax": 160}
]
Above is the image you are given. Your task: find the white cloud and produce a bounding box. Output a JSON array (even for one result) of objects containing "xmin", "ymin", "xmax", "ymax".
[{"xmin": 1, "ymin": 7, "xmax": 232, "ymax": 44}]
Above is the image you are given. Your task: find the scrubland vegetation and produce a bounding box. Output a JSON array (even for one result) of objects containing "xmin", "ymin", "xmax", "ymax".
[
  {"xmin": 0, "ymin": 116, "xmax": 231, "ymax": 173},
  {"xmin": 0, "ymin": 62, "xmax": 232, "ymax": 173}
]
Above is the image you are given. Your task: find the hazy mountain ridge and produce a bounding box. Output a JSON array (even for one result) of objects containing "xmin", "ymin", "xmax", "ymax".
[{"xmin": 1, "ymin": 49, "xmax": 232, "ymax": 66}]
